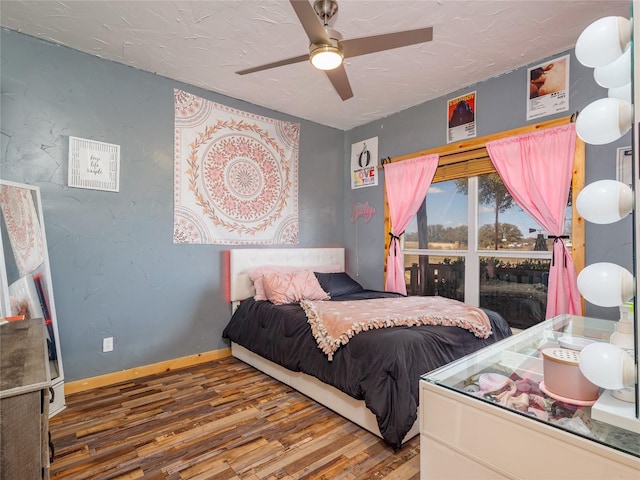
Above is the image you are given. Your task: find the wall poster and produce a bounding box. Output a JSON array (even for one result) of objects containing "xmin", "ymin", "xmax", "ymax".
[
  {"xmin": 526, "ymin": 54, "xmax": 570, "ymax": 120},
  {"xmin": 447, "ymin": 91, "xmax": 476, "ymax": 144},
  {"xmin": 351, "ymin": 137, "xmax": 378, "ymax": 189}
]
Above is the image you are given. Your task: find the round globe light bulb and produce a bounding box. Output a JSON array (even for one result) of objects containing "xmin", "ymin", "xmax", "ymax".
[
  {"xmin": 577, "ymin": 262, "xmax": 634, "ymax": 307},
  {"xmin": 579, "ymin": 342, "xmax": 635, "ymax": 390},
  {"xmin": 608, "ymin": 82, "xmax": 632, "ymax": 104},
  {"xmin": 576, "ymin": 180, "xmax": 633, "ymax": 224},
  {"xmin": 576, "ymin": 98, "xmax": 633, "ymax": 145},
  {"xmin": 575, "ymin": 16, "xmax": 631, "ymax": 68},
  {"xmin": 593, "ymin": 46, "xmax": 631, "ymax": 88}
]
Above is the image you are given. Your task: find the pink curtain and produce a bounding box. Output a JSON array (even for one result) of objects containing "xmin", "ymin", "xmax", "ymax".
[
  {"xmin": 486, "ymin": 123, "xmax": 582, "ymax": 318},
  {"xmin": 383, "ymin": 154, "xmax": 439, "ymax": 294}
]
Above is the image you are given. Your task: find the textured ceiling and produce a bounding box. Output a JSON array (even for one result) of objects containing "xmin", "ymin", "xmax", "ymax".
[{"xmin": 0, "ymin": 0, "xmax": 631, "ymax": 130}]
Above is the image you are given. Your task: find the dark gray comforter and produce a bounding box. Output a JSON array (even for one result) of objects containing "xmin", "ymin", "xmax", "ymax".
[{"xmin": 222, "ymin": 291, "xmax": 512, "ymax": 449}]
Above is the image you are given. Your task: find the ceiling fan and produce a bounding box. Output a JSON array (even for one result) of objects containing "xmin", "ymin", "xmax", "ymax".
[{"xmin": 236, "ymin": 0, "xmax": 433, "ymax": 101}]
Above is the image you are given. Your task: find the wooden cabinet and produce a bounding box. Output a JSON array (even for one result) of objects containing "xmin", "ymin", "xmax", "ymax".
[
  {"xmin": 419, "ymin": 314, "xmax": 640, "ymax": 479},
  {"xmin": 1, "ymin": 319, "xmax": 52, "ymax": 480}
]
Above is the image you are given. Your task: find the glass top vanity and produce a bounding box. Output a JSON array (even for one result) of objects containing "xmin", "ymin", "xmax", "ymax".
[
  {"xmin": 422, "ymin": 314, "xmax": 638, "ymax": 458},
  {"xmin": 419, "ymin": 314, "xmax": 639, "ymax": 479}
]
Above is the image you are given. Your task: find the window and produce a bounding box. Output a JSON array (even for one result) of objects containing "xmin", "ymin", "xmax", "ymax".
[
  {"xmin": 404, "ymin": 172, "xmax": 570, "ymax": 329},
  {"xmin": 386, "ymin": 116, "xmax": 584, "ymax": 330},
  {"xmin": 404, "ymin": 178, "xmax": 468, "ymax": 302}
]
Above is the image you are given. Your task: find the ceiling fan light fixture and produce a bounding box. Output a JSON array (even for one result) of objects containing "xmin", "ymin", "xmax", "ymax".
[{"xmin": 310, "ymin": 43, "xmax": 343, "ymax": 70}]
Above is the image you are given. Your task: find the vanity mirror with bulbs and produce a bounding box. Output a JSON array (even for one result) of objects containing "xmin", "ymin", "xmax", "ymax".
[
  {"xmin": 572, "ymin": 8, "xmax": 639, "ymax": 433},
  {"xmin": 0, "ymin": 179, "xmax": 65, "ymax": 416},
  {"xmin": 418, "ymin": 5, "xmax": 640, "ymax": 477}
]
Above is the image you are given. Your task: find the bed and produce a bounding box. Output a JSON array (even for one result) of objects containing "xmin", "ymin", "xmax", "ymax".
[{"xmin": 222, "ymin": 247, "xmax": 512, "ymax": 449}]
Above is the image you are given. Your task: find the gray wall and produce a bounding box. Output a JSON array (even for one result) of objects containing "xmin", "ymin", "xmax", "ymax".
[
  {"xmin": 0, "ymin": 29, "xmax": 345, "ymax": 381},
  {"xmin": 1, "ymin": 25, "xmax": 633, "ymax": 383},
  {"xmin": 344, "ymin": 51, "xmax": 633, "ymax": 320}
]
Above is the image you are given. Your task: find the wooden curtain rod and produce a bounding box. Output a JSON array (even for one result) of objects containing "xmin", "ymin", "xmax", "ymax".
[{"xmin": 378, "ymin": 113, "xmax": 577, "ymax": 168}]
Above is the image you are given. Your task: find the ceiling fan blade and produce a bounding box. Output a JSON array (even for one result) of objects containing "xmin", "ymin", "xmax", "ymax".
[
  {"xmin": 290, "ymin": 0, "xmax": 330, "ymax": 45},
  {"xmin": 325, "ymin": 65, "xmax": 353, "ymax": 101},
  {"xmin": 236, "ymin": 54, "xmax": 309, "ymax": 75},
  {"xmin": 341, "ymin": 27, "xmax": 433, "ymax": 58}
]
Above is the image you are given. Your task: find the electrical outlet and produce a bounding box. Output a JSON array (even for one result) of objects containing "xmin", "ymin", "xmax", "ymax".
[{"xmin": 103, "ymin": 337, "xmax": 114, "ymax": 353}]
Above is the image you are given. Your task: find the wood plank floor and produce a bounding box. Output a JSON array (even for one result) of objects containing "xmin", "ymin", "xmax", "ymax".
[{"xmin": 49, "ymin": 357, "xmax": 420, "ymax": 479}]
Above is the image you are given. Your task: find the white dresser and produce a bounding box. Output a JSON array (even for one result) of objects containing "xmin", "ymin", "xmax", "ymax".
[{"xmin": 419, "ymin": 314, "xmax": 640, "ymax": 479}]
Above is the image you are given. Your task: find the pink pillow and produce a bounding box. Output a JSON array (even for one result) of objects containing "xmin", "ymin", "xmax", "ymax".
[
  {"xmin": 261, "ymin": 270, "xmax": 330, "ymax": 305},
  {"xmin": 250, "ymin": 264, "xmax": 341, "ymax": 301}
]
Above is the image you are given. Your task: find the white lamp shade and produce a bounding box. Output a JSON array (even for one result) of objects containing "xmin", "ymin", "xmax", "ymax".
[
  {"xmin": 310, "ymin": 45, "xmax": 343, "ymax": 70},
  {"xmin": 608, "ymin": 82, "xmax": 632, "ymax": 104},
  {"xmin": 575, "ymin": 16, "xmax": 631, "ymax": 68},
  {"xmin": 579, "ymin": 342, "xmax": 635, "ymax": 390},
  {"xmin": 576, "ymin": 180, "xmax": 633, "ymax": 224},
  {"xmin": 577, "ymin": 262, "xmax": 634, "ymax": 307},
  {"xmin": 576, "ymin": 98, "xmax": 633, "ymax": 145},
  {"xmin": 593, "ymin": 47, "xmax": 631, "ymax": 88}
]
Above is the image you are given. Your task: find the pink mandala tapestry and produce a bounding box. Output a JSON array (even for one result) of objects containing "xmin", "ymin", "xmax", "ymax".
[
  {"xmin": 0, "ymin": 185, "xmax": 46, "ymax": 276},
  {"xmin": 173, "ymin": 89, "xmax": 299, "ymax": 245}
]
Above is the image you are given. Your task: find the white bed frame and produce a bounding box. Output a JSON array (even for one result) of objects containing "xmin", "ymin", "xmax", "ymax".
[{"xmin": 228, "ymin": 247, "xmax": 419, "ymax": 444}]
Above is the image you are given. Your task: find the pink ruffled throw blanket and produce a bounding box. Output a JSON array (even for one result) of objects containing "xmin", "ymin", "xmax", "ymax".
[{"xmin": 301, "ymin": 296, "xmax": 492, "ymax": 360}]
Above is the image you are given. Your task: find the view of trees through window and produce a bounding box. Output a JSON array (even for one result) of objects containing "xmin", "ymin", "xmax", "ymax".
[{"xmin": 403, "ymin": 173, "xmax": 569, "ymax": 329}]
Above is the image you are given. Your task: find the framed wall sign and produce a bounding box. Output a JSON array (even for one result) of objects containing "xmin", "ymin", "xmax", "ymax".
[{"xmin": 68, "ymin": 136, "xmax": 120, "ymax": 192}]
